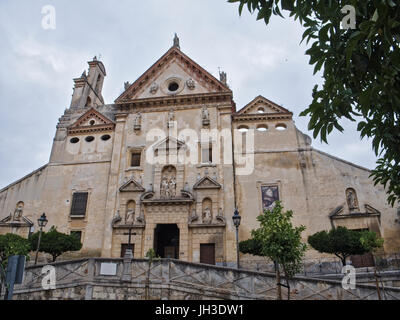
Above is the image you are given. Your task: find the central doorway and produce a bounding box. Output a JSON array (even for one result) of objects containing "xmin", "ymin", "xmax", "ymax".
[{"xmin": 154, "ymin": 224, "xmax": 180, "ymax": 259}]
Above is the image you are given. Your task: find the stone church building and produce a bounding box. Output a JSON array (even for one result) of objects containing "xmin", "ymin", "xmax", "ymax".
[{"xmin": 1, "ymin": 36, "xmax": 399, "ymax": 267}]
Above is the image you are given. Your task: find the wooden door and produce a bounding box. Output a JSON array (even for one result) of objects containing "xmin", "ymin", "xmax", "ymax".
[
  {"xmin": 351, "ymin": 252, "xmax": 375, "ymax": 268},
  {"xmin": 200, "ymin": 244, "xmax": 215, "ymax": 265}
]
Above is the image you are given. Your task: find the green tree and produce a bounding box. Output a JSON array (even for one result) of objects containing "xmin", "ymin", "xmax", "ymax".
[
  {"xmin": 29, "ymin": 226, "xmax": 82, "ymax": 262},
  {"xmin": 308, "ymin": 226, "xmax": 383, "ymax": 266},
  {"xmin": 240, "ymin": 202, "xmax": 307, "ymax": 300},
  {"xmin": 0, "ymin": 233, "xmax": 31, "ymax": 268},
  {"xmin": 228, "ymin": 0, "xmax": 400, "ymax": 206}
]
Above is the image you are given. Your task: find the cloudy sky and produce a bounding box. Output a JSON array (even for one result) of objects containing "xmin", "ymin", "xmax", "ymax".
[{"xmin": 0, "ymin": 0, "xmax": 377, "ymax": 189}]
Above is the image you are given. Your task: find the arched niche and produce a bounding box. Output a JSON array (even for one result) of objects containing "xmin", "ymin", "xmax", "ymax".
[{"xmin": 202, "ymin": 198, "xmax": 213, "ymax": 224}]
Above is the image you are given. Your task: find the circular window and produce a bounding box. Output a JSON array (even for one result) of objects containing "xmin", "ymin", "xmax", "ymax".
[
  {"xmin": 238, "ymin": 126, "xmax": 249, "ymax": 133},
  {"xmin": 257, "ymin": 108, "xmax": 265, "ymax": 114},
  {"xmin": 70, "ymin": 137, "xmax": 80, "ymax": 144},
  {"xmin": 276, "ymin": 124, "xmax": 287, "ymax": 131},
  {"xmin": 168, "ymin": 82, "xmax": 179, "ymax": 92},
  {"xmin": 89, "ymin": 120, "xmax": 95, "ymax": 126},
  {"xmin": 257, "ymin": 125, "xmax": 268, "ymax": 132},
  {"xmin": 101, "ymin": 134, "xmax": 111, "ymax": 141},
  {"xmin": 85, "ymin": 136, "xmax": 95, "ymax": 142}
]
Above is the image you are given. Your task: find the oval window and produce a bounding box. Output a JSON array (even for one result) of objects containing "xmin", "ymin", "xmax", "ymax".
[
  {"xmin": 70, "ymin": 137, "xmax": 80, "ymax": 144},
  {"xmin": 238, "ymin": 126, "xmax": 249, "ymax": 133},
  {"xmin": 257, "ymin": 108, "xmax": 265, "ymax": 114},
  {"xmin": 257, "ymin": 125, "xmax": 268, "ymax": 132},
  {"xmin": 276, "ymin": 124, "xmax": 287, "ymax": 131},
  {"xmin": 168, "ymin": 82, "xmax": 179, "ymax": 92},
  {"xmin": 85, "ymin": 136, "xmax": 95, "ymax": 142},
  {"xmin": 101, "ymin": 135, "xmax": 111, "ymax": 141},
  {"xmin": 89, "ymin": 120, "xmax": 95, "ymax": 126}
]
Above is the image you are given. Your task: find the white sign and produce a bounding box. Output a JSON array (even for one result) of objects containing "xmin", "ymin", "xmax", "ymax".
[{"xmin": 100, "ymin": 263, "xmax": 117, "ymax": 276}]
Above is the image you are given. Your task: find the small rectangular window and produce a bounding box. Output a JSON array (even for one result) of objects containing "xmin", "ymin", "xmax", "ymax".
[
  {"xmin": 131, "ymin": 152, "xmax": 141, "ymax": 167},
  {"xmin": 70, "ymin": 192, "xmax": 88, "ymax": 217}
]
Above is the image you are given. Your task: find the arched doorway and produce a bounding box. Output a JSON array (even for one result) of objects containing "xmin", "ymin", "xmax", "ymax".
[{"xmin": 154, "ymin": 224, "xmax": 180, "ymax": 259}]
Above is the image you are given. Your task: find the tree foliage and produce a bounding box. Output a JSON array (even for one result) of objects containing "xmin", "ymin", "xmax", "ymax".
[
  {"xmin": 29, "ymin": 226, "xmax": 82, "ymax": 262},
  {"xmin": 0, "ymin": 233, "xmax": 31, "ymax": 268},
  {"xmin": 308, "ymin": 226, "xmax": 383, "ymax": 266},
  {"xmin": 240, "ymin": 201, "xmax": 307, "ymax": 300},
  {"xmin": 228, "ymin": 0, "xmax": 400, "ymax": 206}
]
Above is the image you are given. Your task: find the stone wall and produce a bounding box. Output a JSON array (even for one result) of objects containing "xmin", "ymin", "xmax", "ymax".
[{"xmin": 4, "ymin": 258, "xmax": 400, "ymax": 300}]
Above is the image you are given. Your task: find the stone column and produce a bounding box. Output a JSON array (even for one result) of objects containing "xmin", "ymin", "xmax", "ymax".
[{"xmin": 101, "ymin": 113, "xmax": 128, "ymax": 257}]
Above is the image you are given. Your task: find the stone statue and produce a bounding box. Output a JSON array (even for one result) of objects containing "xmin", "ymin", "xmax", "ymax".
[
  {"xmin": 219, "ymin": 71, "xmax": 227, "ymax": 85},
  {"xmin": 346, "ymin": 189, "xmax": 359, "ymax": 211},
  {"xmin": 161, "ymin": 177, "xmax": 169, "ymax": 198},
  {"xmin": 12, "ymin": 206, "xmax": 23, "ymax": 222},
  {"xmin": 124, "ymin": 81, "xmax": 130, "ymax": 90},
  {"xmin": 186, "ymin": 78, "xmax": 195, "ymax": 90},
  {"xmin": 202, "ymin": 107, "xmax": 209, "ymax": 121},
  {"xmin": 134, "ymin": 112, "xmax": 142, "ymax": 129},
  {"xmin": 169, "ymin": 177, "xmax": 177, "ymax": 198},
  {"xmin": 203, "ymin": 207, "xmax": 212, "ymax": 224},
  {"xmin": 150, "ymin": 82, "xmax": 158, "ymax": 94},
  {"xmin": 126, "ymin": 209, "xmax": 135, "ymax": 225},
  {"xmin": 173, "ymin": 33, "xmax": 180, "ymax": 49}
]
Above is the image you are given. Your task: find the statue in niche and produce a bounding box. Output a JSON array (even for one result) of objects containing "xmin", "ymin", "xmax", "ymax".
[
  {"xmin": 126, "ymin": 209, "xmax": 135, "ymax": 225},
  {"xmin": 169, "ymin": 177, "xmax": 177, "ymax": 198},
  {"xmin": 134, "ymin": 112, "xmax": 142, "ymax": 129},
  {"xmin": 202, "ymin": 107, "xmax": 209, "ymax": 121},
  {"xmin": 12, "ymin": 204, "xmax": 23, "ymax": 222},
  {"xmin": 203, "ymin": 207, "xmax": 212, "ymax": 224},
  {"xmin": 186, "ymin": 78, "xmax": 195, "ymax": 90},
  {"xmin": 202, "ymin": 106, "xmax": 210, "ymax": 126},
  {"xmin": 346, "ymin": 189, "xmax": 359, "ymax": 211},
  {"xmin": 150, "ymin": 82, "xmax": 158, "ymax": 94},
  {"xmin": 160, "ymin": 177, "xmax": 169, "ymax": 198}
]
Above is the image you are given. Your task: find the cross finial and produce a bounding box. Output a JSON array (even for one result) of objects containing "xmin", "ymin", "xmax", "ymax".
[{"xmin": 173, "ymin": 33, "xmax": 180, "ymax": 50}]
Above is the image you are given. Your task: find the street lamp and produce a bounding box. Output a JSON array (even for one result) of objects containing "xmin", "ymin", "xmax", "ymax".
[
  {"xmin": 232, "ymin": 208, "xmax": 241, "ymax": 269},
  {"xmin": 34, "ymin": 213, "xmax": 48, "ymax": 265}
]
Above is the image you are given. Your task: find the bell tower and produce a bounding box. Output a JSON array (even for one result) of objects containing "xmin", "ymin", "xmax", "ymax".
[{"xmin": 70, "ymin": 56, "xmax": 106, "ymax": 108}]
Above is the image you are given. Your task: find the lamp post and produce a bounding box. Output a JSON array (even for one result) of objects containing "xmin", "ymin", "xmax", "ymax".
[
  {"xmin": 232, "ymin": 208, "xmax": 241, "ymax": 269},
  {"xmin": 34, "ymin": 213, "xmax": 48, "ymax": 265}
]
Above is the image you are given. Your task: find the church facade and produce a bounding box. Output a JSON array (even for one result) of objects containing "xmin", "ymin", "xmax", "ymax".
[{"xmin": 1, "ymin": 36, "xmax": 399, "ymax": 267}]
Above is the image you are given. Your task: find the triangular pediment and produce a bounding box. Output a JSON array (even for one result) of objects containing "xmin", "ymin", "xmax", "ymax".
[
  {"xmin": 0, "ymin": 214, "xmax": 33, "ymax": 227},
  {"xmin": 193, "ymin": 176, "xmax": 221, "ymax": 190},
  {"xmin": 119, "ymin": 178, "xmax": 145, "ymax": 193},
  {"xmin": 68, "ymin": 108, "xmax": 115, "ymax": 134},
  {"xmin": 237, "ymin": 96, "xmax": 292, "ymax": 115},
  {"xmin": 153, "ymin": 136, "xmax": 186, "ymax": 151},
  {"xmin": 115, "ymin": 47, "xmax": 231, "ymax": 103}
]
